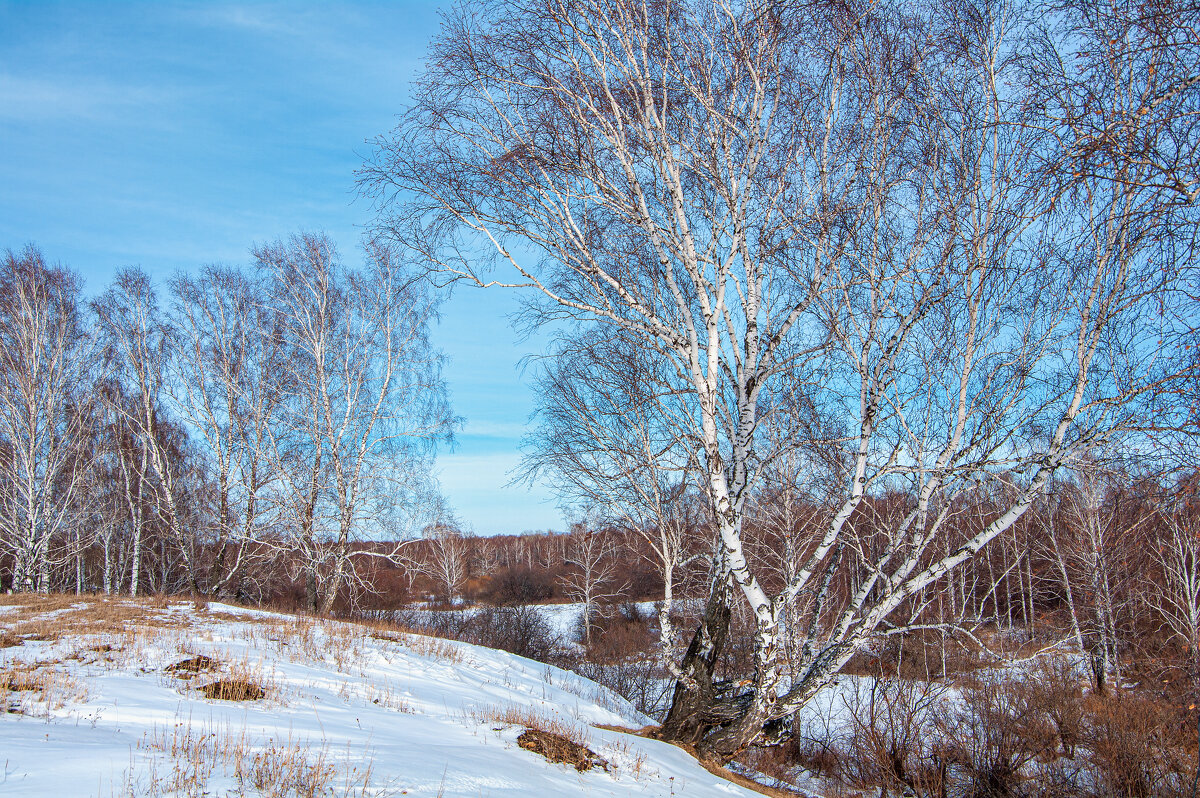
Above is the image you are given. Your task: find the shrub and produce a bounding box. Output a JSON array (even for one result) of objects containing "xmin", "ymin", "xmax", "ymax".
[
  {"xmin": 572, "ymin": 658, "xmax": 674, "ymax": 720},
  {"xmin": 837, "ymin": 676, "xmax": 950, "ymax": 798},
  {"xmin": 1082, "ymin": 690, "xmax": 1195, "ymax": 798},
  {"xmin": 583, "ymin": 607, "xmax": 654, "ymax": 663},
  {"xmin": 468, "ymin": 605, "xmax": 561, "ymax": 662},
  {"xmin": 484, "ymin": 567, "xmax": 556, "ymax": 605},
  {"xmin": 936, "ymin": 675, "xmax": 1058, "ymax": 798}
]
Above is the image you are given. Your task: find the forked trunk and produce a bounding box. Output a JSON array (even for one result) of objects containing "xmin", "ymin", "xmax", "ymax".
[{"xmin": 657, "ymin": 577, "xmax": 733, "ymax": 748}]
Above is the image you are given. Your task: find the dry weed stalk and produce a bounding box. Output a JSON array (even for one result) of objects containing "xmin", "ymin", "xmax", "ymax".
[
  {"xmin": 125, "ymin": 721, "xmax": 383, "ymax": 798},
  {"xmin": 0, "ymin": 662, "xmax": 87, "ymax": 715}
]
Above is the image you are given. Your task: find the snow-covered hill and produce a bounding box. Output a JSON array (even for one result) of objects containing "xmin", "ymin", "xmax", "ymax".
[{"xmin": 0, "ymin": 596, "xmax": 766, "ymax": 797}]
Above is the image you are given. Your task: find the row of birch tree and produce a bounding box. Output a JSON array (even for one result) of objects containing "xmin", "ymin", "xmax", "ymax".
[{"xmin": 0, "ymin": 233, "xmax": 455, "ymax": 611}]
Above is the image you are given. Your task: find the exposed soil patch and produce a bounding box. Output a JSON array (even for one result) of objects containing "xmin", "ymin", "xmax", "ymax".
[
  {"xmin": 517, "ymin": 728, "xmax": 610, "ymax": 772},
  {"xmin": 200, "ymin": 678, "xmax": 266, "ymax": 701},
  {"xmin": 167, "ymin": 655, "xmax": 219, "ymax": 675}
]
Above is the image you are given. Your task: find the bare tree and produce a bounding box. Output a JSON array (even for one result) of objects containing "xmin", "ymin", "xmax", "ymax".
[
  {"xmin": 169, "ymin": 266, "xmax": 285, "ymax": 600},
  {"xmin": 365, "ymin": 0, "xmax": 1196, "ymax": 758},
  {"xmin": 256, "ymin": 233, "xmax": 454, "ymax": 613},
  {"xmin": 1059, "ymin": 463, "xmax": 1151, "ymax": 691},
  {"xmin": 1031, "ymin": 487, "xmax": 1087, "ymax": 652},
  {"xmin": 93, "ymin": 270, "xmax": 201, "ymax": 594},
  {"xmin": 560, "ymin": 523, "xmax": 628, "ymax": 646},
  {"xmin": 1152, "ymin": 503, "xmax": 1200, "ymax": 660},
  {"xmin": 523, "ymin": 328, "xmax": 708, "ymax": 670},
  {"xmin": 412, "ymin": 521, "xmax": 471, "ymax": 605},
  {"xmin": 0, "ymin": 247, "xmax": 93, "ymax": 592}
]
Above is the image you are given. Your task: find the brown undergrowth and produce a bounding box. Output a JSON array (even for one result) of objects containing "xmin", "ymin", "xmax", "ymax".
[{"xmin": 0, "ymin": 594, "xmax": 195, "ymax": 646}]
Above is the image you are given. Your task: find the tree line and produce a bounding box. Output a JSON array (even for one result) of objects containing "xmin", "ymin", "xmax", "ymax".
[{"xmin": 0, "ymin": 233, "xmax": 455, "ymax": 611}]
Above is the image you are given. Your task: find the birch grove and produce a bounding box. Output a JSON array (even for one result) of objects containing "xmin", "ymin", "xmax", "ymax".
[{"xmin": 0, "ymin": 231, "xmax": 454, "ymax": 606}]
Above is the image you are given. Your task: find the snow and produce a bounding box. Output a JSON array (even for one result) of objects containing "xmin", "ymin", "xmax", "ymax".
[
  {"xmin": 526, "ymin": 601, "xmax": 659, "ymax": 642},
  {"xmin": 0, "ymin": 597, "xmax": 764, "ymax": 797}
]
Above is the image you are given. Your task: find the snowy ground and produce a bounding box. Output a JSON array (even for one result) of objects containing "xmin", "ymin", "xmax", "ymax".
[{"xmin": 0, "ymin": 595, "xmax": 771, "ymax": 797}]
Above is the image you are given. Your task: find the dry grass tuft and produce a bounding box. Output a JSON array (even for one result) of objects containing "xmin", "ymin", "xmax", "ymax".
[
  {"xmin": 0, "ymin": 663, "xmax": 87, "ymax": 714},
  {"xmin": 474, "ymin": 704, "xmax": 609, "ymax": 771},
  {"xmin": 200, "ymin": 677, "xmax": 267, "ymax": 701},
  {"xmin": 403, "ymin": 633, "xmax": 465, "ymax": 664},
  {"xmin": 517, "ymin": 728, "xmax": 610, "ymax": 772},
  {"xmin": 476, "ymin": 704, "xmax": 579, "ymax": 735},
  {"xmin": 128, "ymin": 720, "xmax": 382, "ymax": 797},
  {"xmin": 167, "ymin": 654, "xmax": 220, "ymax": 676},
  {"xmin": 0, "ymin": 665, "xmax": 49, "ymax": 693}
]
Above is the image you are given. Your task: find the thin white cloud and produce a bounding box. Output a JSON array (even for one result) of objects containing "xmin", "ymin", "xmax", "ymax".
[
  {"xmin": 0, "ymin": 74, "xmax": 167, "ymax": 123},
  {"xmin": 436, "ymin": 451, "xmax": 561, "ymax": 534},
  {"xmin": 436, "ymin": 452, "xmax": 524, "ymax": 489},
  {"xmin": 186, "ymin": 4, "xmax": 313, "ymax": 37},
  {"xmin": 459, "ymin": 419, "xmax": 529, "ymax": 439}
]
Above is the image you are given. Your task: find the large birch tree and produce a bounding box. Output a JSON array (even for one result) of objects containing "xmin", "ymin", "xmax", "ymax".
[{"xmin": 364, "ymin": 0, "xmax": 1197, "ymax": 758}]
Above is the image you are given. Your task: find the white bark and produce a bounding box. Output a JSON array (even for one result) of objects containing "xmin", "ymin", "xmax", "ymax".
[{"xmin": 0, "ymin": 248, "xmax": 93, "ymax": 593}]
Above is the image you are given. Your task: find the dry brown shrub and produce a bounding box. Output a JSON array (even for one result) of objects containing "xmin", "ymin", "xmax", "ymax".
[
  {"xmin": 0, "ymin": 630, "xmax": 21, "ymax": 648},
  {"xmin": 936, "ymin": 675, "xmax": 1059, "ymax": 798},
  {"xmin": 517, "ymin": 729, "xmax": 610, "ymax": 772},
  {"xmin": 585, "ymin": 610, "xmax": 654, "ymax": 664},
  {"xmin": 786, "ymin": 737, "xmax": 843, "ymax": 779},
  {"xmin": 835, "ymin": 677, "xmax": 950, "ymax": 797},
  {"xmin": 1020, "ymin": 658, "xmax": 1085, "ymax": 759},
  {"xmin": 1083, "ymin": 690, "xmax": 1196, "ymax": 798},
  {"xmin": 201, "ymin": 678, "xmax": 267, "ymax": 701}
]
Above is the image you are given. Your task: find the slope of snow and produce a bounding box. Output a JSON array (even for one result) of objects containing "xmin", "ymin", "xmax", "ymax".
[{"xmin": 0, "ymin": 597, "xmax": 765, "ymax": 797}]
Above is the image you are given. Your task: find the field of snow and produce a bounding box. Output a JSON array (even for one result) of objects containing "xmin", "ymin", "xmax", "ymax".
[{"xmin": 0, "ymin": 595, "xmax": 770, "ymax": 797}]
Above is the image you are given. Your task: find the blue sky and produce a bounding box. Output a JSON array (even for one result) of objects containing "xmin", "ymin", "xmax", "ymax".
[{"xmin": 0, "ymin": 1, "xmax": 563, "ymax": 536}]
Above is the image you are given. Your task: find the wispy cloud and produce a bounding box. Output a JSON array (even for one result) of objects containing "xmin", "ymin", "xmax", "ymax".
[
  {"xmin": 460, "ymin": 419, "xmax": 529, "ymax": 440},
  {"xmin": 185, "ymin": 4, "xmax": 326, "ymax": 38},
  {"xmin": 0, "ymin": 74, "xmax": 167, "ymax": 124}
]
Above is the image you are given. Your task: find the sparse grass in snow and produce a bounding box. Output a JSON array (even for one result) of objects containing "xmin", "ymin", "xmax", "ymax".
[
  {"xmin": 1, "ymin": 661, "xmax": 87, "ymax": 715},
  {"xmin": 117, "ymin": 720, "xmax": 384, "ymax": 798}
]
